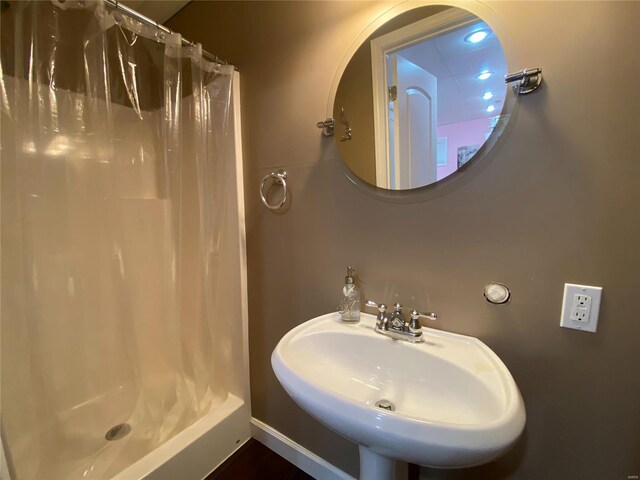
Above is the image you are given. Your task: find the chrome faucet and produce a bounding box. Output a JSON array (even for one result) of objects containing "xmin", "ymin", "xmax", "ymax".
[
  {"xmin": 388, "ymin": 303, "xmax": 406, "ymax": 330},
  {"xmin": 365, "ymin": 300, "xmax": 437, "ymax": 343}
]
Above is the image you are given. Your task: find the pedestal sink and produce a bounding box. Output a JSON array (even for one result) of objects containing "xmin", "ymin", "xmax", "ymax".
[{"xmin": 271, "ymin": 313, "xmax": 525, "ymax": 480}]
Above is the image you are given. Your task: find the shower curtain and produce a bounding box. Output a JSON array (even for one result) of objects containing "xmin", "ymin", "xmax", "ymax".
[{"xmin": 1, "ymin": 1, "xmax": 235, "ymax": 479}]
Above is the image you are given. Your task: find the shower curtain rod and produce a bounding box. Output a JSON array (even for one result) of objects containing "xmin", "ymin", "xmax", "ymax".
[{"xmin": 104, "ymin": 0, "xmax": 237, "ymax": 70}]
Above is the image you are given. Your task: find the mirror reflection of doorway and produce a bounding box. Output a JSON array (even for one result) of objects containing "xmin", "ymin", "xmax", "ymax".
[
  {"xmin": 371, "ymin": 9, "xmax": 507, "ymax": 189},
  {"xmin": 387, "ymin": 54, "xmax": 437, "ymax": 189}
]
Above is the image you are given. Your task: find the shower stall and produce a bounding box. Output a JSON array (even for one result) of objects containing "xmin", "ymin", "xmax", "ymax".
[{"xmin": 1, "ymin": 1, "xmax": 250, "ymax": 479}]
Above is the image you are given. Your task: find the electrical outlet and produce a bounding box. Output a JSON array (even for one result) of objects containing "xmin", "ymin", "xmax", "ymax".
[
  {"xmin": 560, "ymin": 283, "xmax": 602, "ymax": 333},
  {"xmin": 570, "ymin": 294, "xmax": 592, "ymax": 322}
]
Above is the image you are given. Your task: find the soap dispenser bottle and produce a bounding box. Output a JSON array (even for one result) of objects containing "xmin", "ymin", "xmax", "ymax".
[{"xmin": 339, "ymin": 266, "xmax": 360, "ymax": 323}]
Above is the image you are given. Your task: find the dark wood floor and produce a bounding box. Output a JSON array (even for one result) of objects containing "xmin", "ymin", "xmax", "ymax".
[
  {"xmin": 206, "ymin": 437, "xmax": 421, "ymax": 479},
  {"xmin": 206, "ymin": 439, "xmax": 314, "ymax": 480}
]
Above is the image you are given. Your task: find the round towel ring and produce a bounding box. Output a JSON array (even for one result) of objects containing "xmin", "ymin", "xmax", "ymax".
[{"xmin": 260, "ymin": 170, "xmax": 288, "ymax": 210}]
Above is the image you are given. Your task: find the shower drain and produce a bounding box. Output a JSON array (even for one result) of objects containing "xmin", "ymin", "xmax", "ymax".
[
  {"xmin": 374, "ymin": 399, "xmax": 395, "ymax": 411},
  {"xmin": 105, "ymin": 423, "xmax": 131, "ymax": 441}
]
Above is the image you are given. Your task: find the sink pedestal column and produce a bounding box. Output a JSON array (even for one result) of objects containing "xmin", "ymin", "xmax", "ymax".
[{"xmin": 359, "ymin": 446, "xmax": 406, "ymax": 480}]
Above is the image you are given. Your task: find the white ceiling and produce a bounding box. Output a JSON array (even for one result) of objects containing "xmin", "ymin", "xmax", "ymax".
[
  {"xmin": 121, "ymin": 0, "xmax": 190, "ymax": 24},
  {"xmin": 397, "ymin": 21, "xmax": 508, "ymax": 126}
]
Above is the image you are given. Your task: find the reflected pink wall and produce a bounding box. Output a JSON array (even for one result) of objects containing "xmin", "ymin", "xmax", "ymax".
[{"xmin": 437, "ymin": 117, "xmax": 491, "ymax": 180}]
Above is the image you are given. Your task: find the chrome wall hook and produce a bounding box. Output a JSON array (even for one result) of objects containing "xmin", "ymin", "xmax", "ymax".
[
  {"xmin": 316, "ymin": 118, "xmax": 335, "ymax": 136},
  {"xmin": 505, "ymin": 67, "xmax": 542, "ymax": 95}
]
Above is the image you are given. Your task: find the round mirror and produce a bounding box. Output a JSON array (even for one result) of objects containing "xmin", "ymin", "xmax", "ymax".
[{"xmin": 332, "ymin": 5, "xmax": 513, "ymax": 193}]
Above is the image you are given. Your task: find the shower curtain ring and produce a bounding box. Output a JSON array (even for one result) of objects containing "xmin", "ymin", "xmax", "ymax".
[{"xmin": 260, "ymin": 170, "xmax": 288, "ymax": 210}]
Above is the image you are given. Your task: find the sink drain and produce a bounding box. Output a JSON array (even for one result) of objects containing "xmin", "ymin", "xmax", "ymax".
[
  {"xmin": 105, "ymin": 423, "xmax": 131, "ymax": 441},
  {"xmin": 375, "ymin": 399, "xmax": 395, "ymax": 411}
]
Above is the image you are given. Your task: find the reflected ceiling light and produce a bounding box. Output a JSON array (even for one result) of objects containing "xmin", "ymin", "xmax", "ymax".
[
  {"xmin": 464, "ymin": 30, "xmax": 490, "ymax": 44},
  {"xmin": 476, "ymin": 70, "xmax": 492, "ymax": 80},
  {"xmin": 486, "ymin": 105, "xmax": 496, "ymax": 113},
  {"xmin": 482, "ymin": 91, "xmax": 494, "ymax": 100}
]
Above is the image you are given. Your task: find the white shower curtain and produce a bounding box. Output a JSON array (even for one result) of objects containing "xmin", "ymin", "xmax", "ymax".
[{"xmin": 0, "ymin": 1, "xmax": 234, "ymax": 478}]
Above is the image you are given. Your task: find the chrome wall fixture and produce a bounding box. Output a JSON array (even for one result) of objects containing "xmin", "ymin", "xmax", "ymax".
[
  {"xmin": 260, "ymin": 169, "xmax": 288, "ymax": 210},
  {"xmin": 316, "ymin": 118, "xmax": 335, "ymax": 136},
  {"xmin": 316, "ymin": 108, "xmax": 352, "ymax": 140},
  {"xmin": 504, "ymin": 68, "xmax": 543, "ymax": 94},
  {"xmin": 483, "ymin": 283, "xmax": 511, "ymax": 304}
]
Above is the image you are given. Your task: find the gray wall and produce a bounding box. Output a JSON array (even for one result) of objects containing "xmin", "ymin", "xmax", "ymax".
[{"xmin": 168, "ymin": 2, "xmax": 640, "ymax": 478}]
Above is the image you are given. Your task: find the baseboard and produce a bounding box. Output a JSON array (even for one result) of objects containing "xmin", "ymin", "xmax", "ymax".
[{"xmin": 250, "ymin": 418, "xmax": 355, "ymax": 480}]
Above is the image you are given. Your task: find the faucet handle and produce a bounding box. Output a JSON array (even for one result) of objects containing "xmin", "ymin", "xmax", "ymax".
[
  {"xmin": 409, "ymin": 310, "xmax": 438, "ymax": 333},
  {"xmin": 365, "ymin": 300, "xmax": 387, "ymax": 313},
  {"xmin": 409, "ymin": 310, "xmax": 438, "ymax": 322},
  {"xmin": 365, "ymin": 300, "xmax": 388, "ymax": 330},
  {"xmin": 393, "ymin": 302, "xmax": 402, "ymax": 312}
]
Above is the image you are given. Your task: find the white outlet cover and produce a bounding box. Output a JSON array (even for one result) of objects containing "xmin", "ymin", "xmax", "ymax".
[{"xmin": 560, "ymin": 283, "xmax": 603, "ymax": 333}]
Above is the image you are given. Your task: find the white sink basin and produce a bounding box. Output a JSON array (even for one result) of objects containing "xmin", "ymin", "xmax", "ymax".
[{"xmin": 272, "ymin": 313, "xmax": 525, "ymax": 477}]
